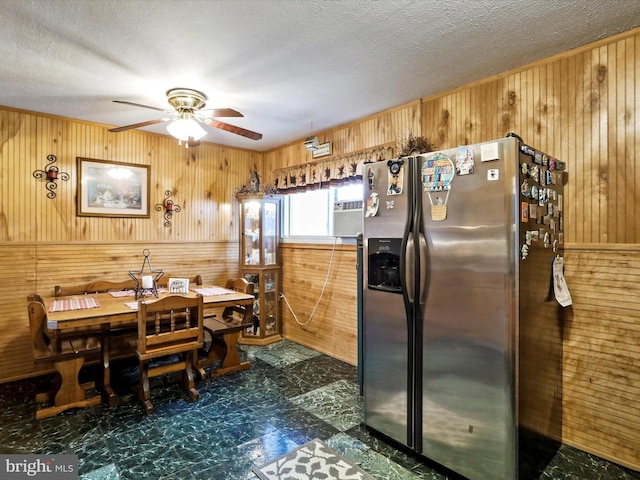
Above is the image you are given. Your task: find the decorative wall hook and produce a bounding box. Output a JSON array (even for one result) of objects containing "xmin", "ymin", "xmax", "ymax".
[
  {"xmin": 32, "ymin": 154, "xmax": 69, "ymax": 199},
  {"xmin": 155, "ymin": 190, "xmax": 182, "ymax": 227},
  {"xmin": 128, "ymin": 249, "xmax": 164, "ymax": 299}
]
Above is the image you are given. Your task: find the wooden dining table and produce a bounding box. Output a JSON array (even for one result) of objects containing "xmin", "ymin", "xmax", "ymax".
[{"xmin": 42, "ymin": 286, "xmax": 254, "ymax": 407}]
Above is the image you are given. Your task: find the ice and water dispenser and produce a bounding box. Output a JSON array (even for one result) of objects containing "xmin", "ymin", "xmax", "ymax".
[{"xmin": 367, "ymin": 238, "xmax": 402, "ymax": 293}]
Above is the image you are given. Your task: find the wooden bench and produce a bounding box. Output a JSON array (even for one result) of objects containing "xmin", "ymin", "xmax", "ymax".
[
  {"xmin": 28, "ymin": 293, "xmax": 102, "ymax": 419},
  {"xmin": 196, "ymin": 278, "xmax": 254, "ymax": 378}
]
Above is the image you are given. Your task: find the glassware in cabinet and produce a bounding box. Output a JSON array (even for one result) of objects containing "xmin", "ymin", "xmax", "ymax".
[{"xmin": 237, "ymin": 193, "xmax": 282, "ymax": 345}]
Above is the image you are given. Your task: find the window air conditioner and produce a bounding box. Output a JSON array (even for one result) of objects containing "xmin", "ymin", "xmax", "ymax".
[{"xmin": 333, "ymin": 200, "xmax": 363, "ymax": 237}]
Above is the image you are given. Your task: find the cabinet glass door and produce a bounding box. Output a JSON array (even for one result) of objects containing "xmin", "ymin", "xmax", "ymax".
[
  {"xmin": 264, "ymin": 201, "xmax": 277, "ymax": 265},
  {"xmin": 243, "ymin": 200, "xmax": 261, "ymax": 266},
  {"xmin": 263, "ymin": 270, "xmax": 278, "ymax": 335}
]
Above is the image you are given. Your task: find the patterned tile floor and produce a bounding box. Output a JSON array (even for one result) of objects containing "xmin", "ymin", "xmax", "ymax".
[{"xmin": 0, "ymin": 339, "xmax": 638, "ymax": 480}]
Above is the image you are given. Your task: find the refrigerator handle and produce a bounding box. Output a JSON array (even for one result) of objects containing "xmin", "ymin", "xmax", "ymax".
[
  {"xmin": 405, "ymin": 232, "xmax": 415, "ymax": 303},
  {"xmin": 418, "ymin": 232, "xmax": 428, "ymax": 303}
]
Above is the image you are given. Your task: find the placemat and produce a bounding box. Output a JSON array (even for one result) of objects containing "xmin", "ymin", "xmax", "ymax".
[
  {"xmin": 193, "ymin": 286, "xmax": 237, "ymax": 296},
  {"xmin": 109, "ymin": 290, "xmax": 136, "ymax": 298},
  {"xmin": 49, "ymin": 297, "xmax": 101, "ymax": 312},
  {"xmin": 124, "ymin": 301, "xmax": 139, "ymax": 310}
]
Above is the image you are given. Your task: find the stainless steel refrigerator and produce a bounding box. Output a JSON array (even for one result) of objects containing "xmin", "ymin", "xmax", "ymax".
[{"xmin": 362, "ymin": 136, "xmax": 565, "ymax": 480}]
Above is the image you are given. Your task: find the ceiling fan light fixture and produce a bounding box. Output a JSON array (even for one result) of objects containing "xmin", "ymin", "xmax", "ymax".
[{"xmin": 166, "ymin": 115, "xmax": 207, "ymax": 142}]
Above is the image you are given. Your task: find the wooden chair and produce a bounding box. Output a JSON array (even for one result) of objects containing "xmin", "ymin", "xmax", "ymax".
[
  {"xmin": 136, "ymin": 294, "xmax": 204, "ymax": 414},
  {"xmin": 197, "ymin": 278, "xmax": 254, "ymax": 378},
  {"xmin": 27, "ymin": 293, "xmax": 102, "ymax": 419}
]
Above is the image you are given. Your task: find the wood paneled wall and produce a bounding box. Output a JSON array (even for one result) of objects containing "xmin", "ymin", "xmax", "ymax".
[
  {"xmin": 562, "ymin": 245, "xmax": 640, "ymax": 470},
  {"xmin": 264, "ymin": 27, "xmax": 640, "ymax": 471},
  {"xmin": 280, "ymin": 243, "xmax": 358, "ymax": 365},
  {"xmin": 0, "ymin": 109, "xmax": 261, "ymax": 243},
  {"xmin": 0, "ymin": 108, "xmax": 258, "ymax": 380},
  {"xmin": 422, "ymin": 31, "xmax": 639, "ymax": 245},
  {"xmin": 262, "ymin": 100, "xmax": 421, "ymax": 175}
]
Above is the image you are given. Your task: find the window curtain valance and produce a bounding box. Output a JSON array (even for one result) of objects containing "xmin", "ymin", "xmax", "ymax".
[{"xmin": 273, "ymin": 144, "xmax": 395, "ymax": 194}]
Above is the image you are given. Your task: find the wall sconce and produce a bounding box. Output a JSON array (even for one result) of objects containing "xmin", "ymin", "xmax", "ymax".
[
  {"xmin": 155, "ymin": 190, "xmax": 182, "ymax": 227},
  {"xmin": 32, "ymin": 154, "xmax": 69, "ymax": 199},
  {"xmin": 128, "ymin": 249, "xmax": 164, "ymax": 299}
]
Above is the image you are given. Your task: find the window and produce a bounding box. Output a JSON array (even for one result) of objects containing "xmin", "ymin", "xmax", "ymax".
[{"xmin": 282, "ymin": 183, "xmax": 363, "ymax": 239}]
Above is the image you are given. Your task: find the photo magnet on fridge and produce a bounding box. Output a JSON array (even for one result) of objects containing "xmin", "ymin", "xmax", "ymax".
[{"xmin": 455, "ymin": 146, "xmax": 475, "ymax": 175}]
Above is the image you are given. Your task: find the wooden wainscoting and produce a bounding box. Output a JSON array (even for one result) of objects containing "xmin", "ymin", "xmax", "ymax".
[
  {"xmin": 0, "ymin": 241, "xmax": 239, "ymax": 383},
  {"xmin": 280, "ymin": 242, "xmax": 358, "ymax": 365},
  {"xmin": 562, "ymin": 244, "xmax": 640, "ymax": 470}
]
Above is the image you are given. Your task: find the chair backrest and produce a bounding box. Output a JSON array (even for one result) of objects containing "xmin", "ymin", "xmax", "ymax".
[
  {"xmin": 27, "ymin": 293, "xmax": 52, "ymax": 360},
  {"xmin": 225, "ymin": 278, "xmax": 254, "ymax": 295},
  {"xmin": 137, "ymin": 294, "xmax": 204, "ymax": 359},
  {"xmin": 221, "ymin": 278, "xmax": 254, "ymax": 324},
  {"xmin": 54, "ymin": 279, "xmax": 137, "ymax": 297}
]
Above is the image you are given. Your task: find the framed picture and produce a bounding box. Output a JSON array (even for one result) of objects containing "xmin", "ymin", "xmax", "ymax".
[{"xmin": 77, "ymin": 157, "xmax": 150, "ymax": 217}]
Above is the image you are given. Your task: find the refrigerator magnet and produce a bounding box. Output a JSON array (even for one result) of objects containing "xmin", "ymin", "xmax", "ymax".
[
  {"xmin": 521, "ymin": 202, "xmax": 529, "ymax": 222},
  {"xmin": 455, "ymin": 146, "xmax": 474, "ymax": 175},
  {"xmin": 422, "ymin": 153, "xmax": 455, "ymax": 221},
  {"xmin": 387, "ymin": 171, "xmax": 403, "ymax": 195},
  {"xmin": 365, "ymin": 192, "xmax": 379, "ymax": 217}
]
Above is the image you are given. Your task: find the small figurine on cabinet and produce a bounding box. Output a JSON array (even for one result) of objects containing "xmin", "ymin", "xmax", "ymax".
[
  {"xmin": 248, "ymin": 169, "xmax": 261, "ymax": 192},
  {"xmin": 234, "ymin": 169, "xmax": 279, "ymax": 195}
]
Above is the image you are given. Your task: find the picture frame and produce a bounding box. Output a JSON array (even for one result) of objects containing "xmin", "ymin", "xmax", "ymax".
[{"xmin": 77, "ymin": 157, "xmax": 150, "ymax": 217}]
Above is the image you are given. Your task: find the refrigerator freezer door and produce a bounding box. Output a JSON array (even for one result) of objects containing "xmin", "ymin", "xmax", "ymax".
[
  {"xmin": 363, "ymin": 160, "xmax": 412, "ymax": 447},
  {"xmin": 418, "ymin": 139, "xmax": 519, "ymax": 480}
]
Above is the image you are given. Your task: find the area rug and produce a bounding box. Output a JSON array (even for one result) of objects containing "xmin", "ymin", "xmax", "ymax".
[{"xmin": 253, "ymin": 438, "xmax": 376, "ymax": 480}]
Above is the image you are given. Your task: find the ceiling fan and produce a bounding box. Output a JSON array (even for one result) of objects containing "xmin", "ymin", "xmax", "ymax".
[{"xmin": 109, "ymin": 88, "xmax": 263, "ymax": 147}]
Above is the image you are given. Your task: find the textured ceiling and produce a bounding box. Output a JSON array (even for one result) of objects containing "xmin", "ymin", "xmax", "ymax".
[{"xmin": 0, "ymin": 0, "xmax": 638, "ymax": 151}]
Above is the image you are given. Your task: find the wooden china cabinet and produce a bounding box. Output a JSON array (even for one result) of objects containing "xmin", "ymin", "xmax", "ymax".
[{"xmin": 237, "ymin": 193, "xmax": 282, "ymax": 345}]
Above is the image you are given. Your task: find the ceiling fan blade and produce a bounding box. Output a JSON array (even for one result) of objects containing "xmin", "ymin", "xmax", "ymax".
[
  {"xmin": 108, "ymin": 118, "xmax": 169, "ymax": 133},
  {"xmin": 199, "ymin": 108, "xmax": 243, "ymax": 118},
  {"xmin": 113, "ymin": 100, "xmax": 168, "ymax": 112},
  {"xmin": 202, "ymin": 119, "xmax": 263, "ymax": 140}
]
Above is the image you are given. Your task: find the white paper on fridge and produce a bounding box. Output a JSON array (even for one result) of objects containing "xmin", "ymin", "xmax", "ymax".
[
  {"xmin": 552, "ymin": 256, "xmax": 572, "ymax": 307},
  {"xmin": 480, "ymin": 142, "xmax": 499, "ymax": 162}
]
